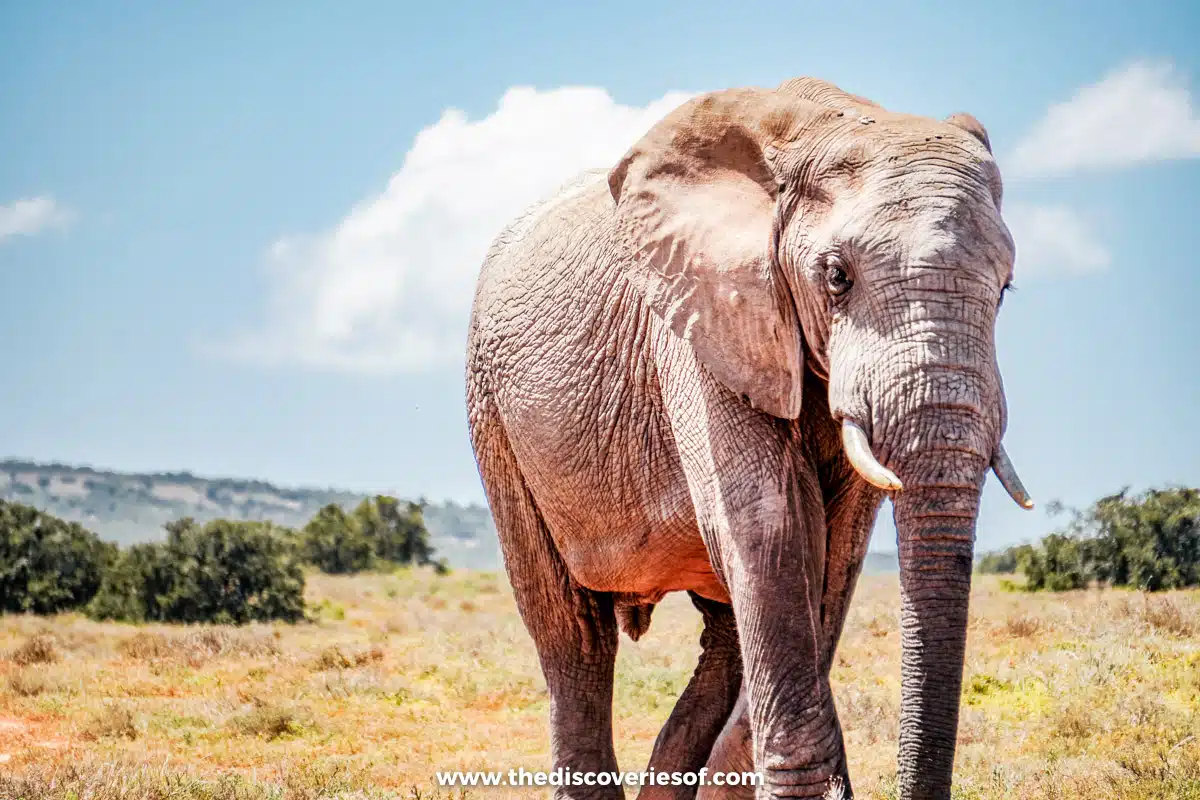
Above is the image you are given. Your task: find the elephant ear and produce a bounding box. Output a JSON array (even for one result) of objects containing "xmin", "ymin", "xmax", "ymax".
[
  {"xmin": 608, "ymin": 89, "xmax": 820, "ymax": 420},
  {"xmin": 944, "ymin": 112, "xmax": 993, "ymax": 152}
]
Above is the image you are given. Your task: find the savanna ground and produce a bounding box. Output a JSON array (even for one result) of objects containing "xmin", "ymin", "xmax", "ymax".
[{"xmin": 1, "ymin": 570, "xmax": 1198, "ymax": 800}]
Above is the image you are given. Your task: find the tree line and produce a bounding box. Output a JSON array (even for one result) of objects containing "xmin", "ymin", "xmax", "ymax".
[
  {"xmin": 976, "ymin": 486, "xmax": 1200, "ymax": 591},
  {"xmin": 0, "ymin": 496, "xmax": 445, "ymax": 624}
]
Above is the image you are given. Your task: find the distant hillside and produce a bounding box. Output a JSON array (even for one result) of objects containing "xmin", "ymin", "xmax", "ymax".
[
  {"xmin": 1, "ymin": 458, "xmax": 902, "ymax": 574},
  {"xmin": 0, "ymin": 459, "xmax": 501, "ymax": 570},
  {"xmin": 862, "ymin": 550, "xmax": 900, "ymax": 574}
]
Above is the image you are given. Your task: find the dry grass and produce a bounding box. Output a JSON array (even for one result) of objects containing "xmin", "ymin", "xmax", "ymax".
[
  {"xmin": 1133, "ymin": 596, "xmax": 1196, "ymax": 637},
  {"xmin": 118, "ymin": 627, "xmax": 283, "ymax": 666},
  {"xmin": 6, "ymin": 667, "xmax": 58, "ymax": 698},
  {"xmin": 83, "ymin": 702, "xmax": 141, "ymax": 740},
  {"xmin": 312, "ymin": 644, "xmax": 386, "ymax": 671},
  {"xmin": 0, "ymin": 758, "xmax": 439, "ymax": 800},
  {"xmin": 7, "ymin": 632, "xmax": 60, "ymax": 666},
  {"xmin": 228, "ymin": 701, "xmax": 314, "ymax": 740},
  {"xmin": 997, "ymin": 612, "xmax": 1044, "ymax": 639},
  {"xmin": 0, "ymin": 570, "xmax": 1197, "ymax": 799}
]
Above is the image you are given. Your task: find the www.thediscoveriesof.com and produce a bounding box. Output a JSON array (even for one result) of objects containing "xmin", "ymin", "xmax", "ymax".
[{"xmin": 436, "ymin": 767, "xmax": 764, "ymax": 788}]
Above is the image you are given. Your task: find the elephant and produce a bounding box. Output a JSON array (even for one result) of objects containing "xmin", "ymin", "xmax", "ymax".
[{"xmin": 464, "ymin": 76, "xmax": 1033, "ymax": 800}]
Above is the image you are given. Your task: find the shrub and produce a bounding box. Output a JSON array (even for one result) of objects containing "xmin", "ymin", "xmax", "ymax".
[
  {"xmin": 1019, "ymin": 532, "xmax": 1090, "ymax": 591},
  {"xmin": 88, "ymin": 518, "xmax": 305, "ymax": 624},
  {"xmin": 8, "ymin": 633, "xmax": 60, "ymax": 665},
  {"xmin": 311, "ymin": 645, "xmax": 384, "ymax": 671},
  {"xmin": 354, "ymin": 496, "xmax": 440, "ymax": 569},
  {"xmin": 228, "ymin": 702, "xmax": 312, "ymax": 739},
  {"xmin": 0, "ymin": 500, "xmax": 116, "ymax": 613},
  {"xmin": 301, "ymin": 504, "xmax": 375, "ymax": 575},
  {"xmin": 6, "ymin": 668, "xmax": 56, "ymax": 697},
  {"xmin": 975, "ymin": 544, "xmax": 1030, "ymax": 574},
  {"xmin": 118, "ymin": 631, "xmax": 175, "ymax": 660},
  {"xmin": 84, "ymin": 542, "xmax": 167, "ymax": 623},
  {"xmin": 1016, "ymin": 487, "xmax": 1200, "ymax": 592},
  {"xmin": 999, "ymin": 613, "xmax": 1043, "ymax": 639},
  {"xmin": 84, "ymin": 703, "xmax": 140, "ymax": 740},
  {"xmin": 300, "ymin": 496, "xmax": 446, "ymax": 575}
]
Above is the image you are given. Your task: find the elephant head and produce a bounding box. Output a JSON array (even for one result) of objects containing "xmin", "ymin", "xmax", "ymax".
[{"xmin": 608, "ymin": 80, "xmax": 1032, "ymax": 798}]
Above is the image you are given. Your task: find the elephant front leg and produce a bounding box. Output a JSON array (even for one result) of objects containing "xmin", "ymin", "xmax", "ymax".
[
  {"xmin": 657, "ymin": 346, "xmax": 851, "ymax": 798},
  {"xmin": 817, "ymin": 471, "xmax": 885, "ymax": 675},
  {"xmin": 700, "ymin": 686, "xmax": 850, "ymax": 800},
  {"xmin": 691, "ymin": 448, "xmax": 849, "ymax": 797},
  {"xmin": 639, "ymin": 594, "xmax": 742, "ymax": 800},
  {"xmin": 723, "ymin": 478, "xmax": 850, "ymax": 798},
  {"xmin": 700, "ymin": 475, "xmax": 882, "ymax": 800},
  {"xmin": 697, "ymin": 688, "xmax": 754, "ymax": 800}
]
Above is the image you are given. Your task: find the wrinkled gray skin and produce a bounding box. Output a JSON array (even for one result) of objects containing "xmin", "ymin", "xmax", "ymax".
[{"xmin": 466, "ymin": 77, "xmax": 1023, "ymax": 800}]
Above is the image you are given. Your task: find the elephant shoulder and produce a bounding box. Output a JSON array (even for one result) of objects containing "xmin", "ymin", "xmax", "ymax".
[
  {"xmin": 469, "ymin": 168, "xmax": 619, "ymax": 370},
  {"xmin": 486, "ymin": 169, "xmax": 611, "ymax": 263}
]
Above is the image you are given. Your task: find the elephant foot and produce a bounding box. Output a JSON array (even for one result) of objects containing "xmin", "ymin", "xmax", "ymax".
[
  {"xmin": 696, "ymin": 689, "xmax": 853, "ymax": 799},
  {"xmin": 696, "ymin": 690, "xmax": 754, "ymax": 800}
]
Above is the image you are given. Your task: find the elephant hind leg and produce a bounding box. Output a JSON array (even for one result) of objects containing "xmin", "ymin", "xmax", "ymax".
[
  {"xmin": 637, "ymin": 593, "xmax": 742, "ymax": 800},
  {"xmin": 472, "ymin": 415, "xmax": 623, "ymax": 799}
]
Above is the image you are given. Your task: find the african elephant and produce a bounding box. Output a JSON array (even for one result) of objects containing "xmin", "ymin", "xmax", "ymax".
[{"xmin": 465, "ymin": 77, "xmax": 1033, "ymax": 800}]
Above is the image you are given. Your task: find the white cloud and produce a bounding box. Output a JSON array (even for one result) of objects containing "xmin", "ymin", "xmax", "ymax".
[
  {"xmin": 0, "ymin": 196, "xmax": 73, "ymax": 243},
  {"xmin": 1004, "ymin": 203, "xmax": 1110, "ymax": 278},
  {"xmin": 225, "ymin": 86, "xmax": 693, "ymax": 373},
  {"xmin": 1008, "ymin": 60, "xmax": 1200, "ymax": 178}
]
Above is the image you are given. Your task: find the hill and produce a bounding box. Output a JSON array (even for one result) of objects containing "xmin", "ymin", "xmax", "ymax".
[
  {"xmin": 0, "ymin": 459, "xmax": 902, "ymax": 573},
  {"xmin": 861, "ymin": 550, "xmax": 900, "ymax": 574},
  {"xmin": 0, "ymin": 459, "xmax": 501, "ymax": 570}
]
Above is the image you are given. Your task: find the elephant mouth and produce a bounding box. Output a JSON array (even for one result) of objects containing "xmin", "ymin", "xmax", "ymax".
[{"xmin": 838, "ymin": 417, "xmax": 1034, "ymax": 510}]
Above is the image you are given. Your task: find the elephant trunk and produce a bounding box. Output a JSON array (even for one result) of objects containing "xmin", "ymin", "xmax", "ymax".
[
  {"xmin": 857, "ymin": 331, "xmax": 999, "ymax": 800},
  {"xmin": 883, "ymin": 359, "xmax": 993, "ymax": 799},
  {"xmin": 892, "ymin": 479, "xmax": 982, "ymax": 800}
]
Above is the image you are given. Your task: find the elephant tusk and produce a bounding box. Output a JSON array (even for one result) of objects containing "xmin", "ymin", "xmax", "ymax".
[
  {"xmin": 991, "ymin": 442, "xmax": 1034, "ymax": 510},
  {"xmin": 841, "ymin": 420, "xmax": 903, "ymax": 492}
]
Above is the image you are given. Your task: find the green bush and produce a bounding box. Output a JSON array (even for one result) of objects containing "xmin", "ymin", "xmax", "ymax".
[
  {"xmin": 300, "ymin": 496, "xmax": 444, "ymax": 575},
  {"xmin": 1019, "ymin": 533, "xmax": 1090, "ymax": 591},
  {"xmin": 0, "ymin": 501, "xmax": 116, "ymax": 613},
  {"xmin": 2, "ymin": 490, "xmax": 445, "ymax": 625},
  {"xmin": 354, "ymin": 496, "xmax": 444, "ymax": 572},
  {"xmin": 85, "ymin": 542, "xmax": 168, "ymax": 623},
  {"xmin": 88, "ymin": 518, "xmax": 305, "ymax": 624},
  {"xmin": 976, "ymin": 544, "xmax": 1032, "ymax": 575},
  {"xmin": 1015, "ymin": 487, "xmax": 1200, "ymax": 592},
  {"xmin": 301, "ymin": 504, "xmax": 375, "ymax": 574}
]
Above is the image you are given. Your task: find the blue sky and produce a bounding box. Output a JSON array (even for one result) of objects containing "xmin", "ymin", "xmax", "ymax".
[{"xmin": 1, "ymin": 0, "xmax": 1197, "ymax": 551}]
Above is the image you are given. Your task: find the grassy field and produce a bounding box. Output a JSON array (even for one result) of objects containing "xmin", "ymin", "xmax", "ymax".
[{"xmin": 1, "ymin": 570, "xmax": 1198, "ymax": 799}]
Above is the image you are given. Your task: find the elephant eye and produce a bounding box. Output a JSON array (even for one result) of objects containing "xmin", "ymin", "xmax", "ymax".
[
  {"xmin": 999, "ymin": 280, "xmax": 1015, "ymax": 307},
  {"xmin": 826, "ymin": 266, "xmax": 853, "ymax": 296}
]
